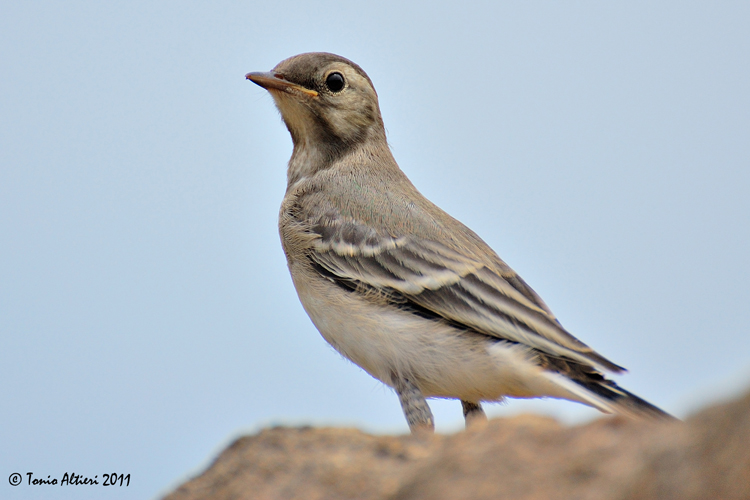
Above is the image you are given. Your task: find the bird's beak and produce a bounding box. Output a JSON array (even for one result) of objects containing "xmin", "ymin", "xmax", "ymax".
[{"xmin": 245, "ymin": 72, "xmax": 319, "ymax": 97}]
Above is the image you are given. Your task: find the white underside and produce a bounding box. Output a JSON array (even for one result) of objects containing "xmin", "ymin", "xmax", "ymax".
[{"xmin": 293, "ymin": 267, "xmax": 611, "ymax": 410}]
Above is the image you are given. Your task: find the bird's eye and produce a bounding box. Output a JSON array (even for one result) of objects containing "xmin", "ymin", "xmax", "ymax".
[{"xmin": 325, "ymin": 72, "xmax": 345, "ymax": 92}]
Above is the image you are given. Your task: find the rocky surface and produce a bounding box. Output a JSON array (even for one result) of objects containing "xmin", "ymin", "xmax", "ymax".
[{"xmin": 163, "ymin": 390, "xmax": 750, "ymax": 500}]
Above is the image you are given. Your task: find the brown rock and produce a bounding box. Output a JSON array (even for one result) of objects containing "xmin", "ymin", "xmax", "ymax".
[
  {"xmin": 163, "ymin": 390, "xmax": 750, "ymax": 500},
  {"xmin": 164, "ymin": 426, "xmax": 440, "ymax": 500}
]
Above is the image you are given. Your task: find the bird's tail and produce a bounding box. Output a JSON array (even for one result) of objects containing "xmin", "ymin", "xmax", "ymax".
[{"xmin": 543, "ymin": 370, "xmax": 677, "ymax": 421}]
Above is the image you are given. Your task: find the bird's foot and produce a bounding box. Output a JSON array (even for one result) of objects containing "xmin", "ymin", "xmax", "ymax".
[
  {"xmin": 393, "ymin": 376, "xmax": 434, "ymax": 436},
  {"xmin": 461, "ymin": 400, "xmax": 488, "ymax": 430}
]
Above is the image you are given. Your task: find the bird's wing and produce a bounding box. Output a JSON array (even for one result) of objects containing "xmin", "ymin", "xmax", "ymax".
[{"xmin": 308, "ymin": 214, "xmax": 624, "ymax": 374}]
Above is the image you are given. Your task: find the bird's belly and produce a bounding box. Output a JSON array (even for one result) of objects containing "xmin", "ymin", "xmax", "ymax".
[{"xmin": 292, "ymin": 269, "xmax": 565, "ymax": 402}]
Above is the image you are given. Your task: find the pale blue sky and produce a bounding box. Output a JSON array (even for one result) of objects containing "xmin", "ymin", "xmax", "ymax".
[{"xmin": 2, "ymin": 2, "xmax": 749, "ymax": 499}]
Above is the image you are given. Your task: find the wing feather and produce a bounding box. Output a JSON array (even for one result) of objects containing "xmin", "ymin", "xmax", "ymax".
[{"xmin": 308, "ymin": 213, "xmax": 624, "ymax": 373}]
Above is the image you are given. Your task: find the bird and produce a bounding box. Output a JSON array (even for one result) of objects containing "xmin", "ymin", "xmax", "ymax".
[{"xmin": 245, "ymin": 52, "xmax": 673, "ymax": 434}]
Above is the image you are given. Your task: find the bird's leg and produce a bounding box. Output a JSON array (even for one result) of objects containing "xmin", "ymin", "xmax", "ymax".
[
  {"xmin": 393, "ymin": 376, "xmax": 434, "ymax": 435},
  {"xmin": 461, "ymin": 400, "xmax": 488, "ymax": 429}
]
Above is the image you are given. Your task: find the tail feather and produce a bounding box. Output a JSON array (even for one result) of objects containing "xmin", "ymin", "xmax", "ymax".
[
  {"xmin": 537, "ymin": 353, "xmax": 676, "ymax": 421},
  {"xmin": 606, "ymin": 385, "xmax": 677, "ymax": 421},
  {"xmin": 545, "ymin": 371, "xmax": 676, "ymax": 420}
]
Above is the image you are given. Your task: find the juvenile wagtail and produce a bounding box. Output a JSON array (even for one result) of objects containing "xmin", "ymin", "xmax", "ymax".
[{"xmin": 246, "ymin": 53, "xmax": 672, "ymax": 434}]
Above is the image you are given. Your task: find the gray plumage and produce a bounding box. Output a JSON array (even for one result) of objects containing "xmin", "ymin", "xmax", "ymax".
[{"xmin": 246, "ymin": 52, "xmax": 673, "ymax": 434}]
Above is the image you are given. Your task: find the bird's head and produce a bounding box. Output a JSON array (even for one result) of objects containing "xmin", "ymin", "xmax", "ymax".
[{"xmin": 246, "ymin": 53, "xmax": 386, "ymax": 157}]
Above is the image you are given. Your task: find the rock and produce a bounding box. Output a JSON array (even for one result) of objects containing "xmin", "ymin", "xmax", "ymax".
[
  {"xmin": 163, "ymin": 427, "xmax": 440, "ymax": 500},
  {"xmin": 163, "ymin": 390, "xmax": 750, "ymax": 500}
]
